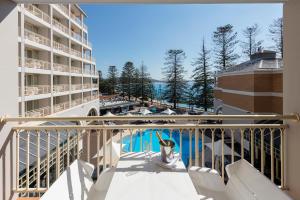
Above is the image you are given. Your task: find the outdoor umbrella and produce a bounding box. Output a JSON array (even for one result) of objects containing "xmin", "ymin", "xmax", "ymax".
[
  {"xmin": 139, "ymin": 108, "xmax": 152, "ymax": 115},
  {"xmin": 161, "ymin": 108, "xmax": 176, "ymax": 115},
  {"xmin": 103, "ymin": 111, "xmax": 115, "ymax": 116}
]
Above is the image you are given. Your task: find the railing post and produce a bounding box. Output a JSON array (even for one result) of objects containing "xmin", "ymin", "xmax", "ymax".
[
  {"xmin": 179, "ymin": 129, "xmax": 183, "ymax": 161},
  {"xmin": 77, "ymin": 129, "xmax": 80, "ymax": 159},
  {"xmin": 26, "ymin": 131, "xmax": 30, "ymax": 191},
  {"xmin": 201, "ymin": 129, "xmax": 205, "ymax": 167},
  {"xmin": 16, "ymin": 130, "xmax": 19, "ymax": 191},
  {"xmin": 67, "ymin": 130, "xmax": 70, "ymax": 167},
  {"xmin": 120, "ymin": 130, "xmax": 123, "ymax": 156},
  {"xmin": 260, "ymin": 129, "xmax": 265, "ymax": 174},
  {"xmin": 271, "ymin": 129, "xmax": 274, "ymax": 183},
  {"xmin": 103, "ymin": 129, "xmax": 107, "ymax": 169},
  {"xmin": 56, "ymin": 130, "xmax": 60, "ymax": 179},
  {"xmin": 251, "ymin": 129, "xmax": 254, "ymax": 165},
  {"xmin": 87, "ymin": 130, "xmax": 90, "ymax": 163},
  {"xmin": 46, "ymin": 130, "xmax": 50, "ymax": 189},
  {"xmin": 36, "ymin": 130, "xmax": 40, "ymax": 191},
  {"xmin": 130, "ymin": 129, "xmax": 133, "ymax": 152},
  {"xmin": 140, "ymin": 129, "xmax": 143, "ymax": 153},
  {"xmin": 241, "ymin": 129, "xmax": 244, "ymax": 160},
  {"xmin": 280, "ymin": 128, "xmax": 284, "ymax": 188},
  {"xmin": 110, "ymin": 130, "xmax": 113, "ymax": 168},
  {"xmin": 221, "ymin": 129, "xmax": 225, "ymax": 181},
  {"xmin": 195, "ymin": 128, "xmax": 199, "ymax": 167},
  {"xmin": 212, "ymin": 129, "xmax": 215, "ymax": 170},
  {"xmin": 231, "ymin": 129, "xmax": 234, "ymax": 163},
  {"xmin": 96, "ymin": 130, "xmax": 100, "ymax": 178},
  {"xmin": 150, "ymin": 130, "xmax": 152, "ymax": 152}
]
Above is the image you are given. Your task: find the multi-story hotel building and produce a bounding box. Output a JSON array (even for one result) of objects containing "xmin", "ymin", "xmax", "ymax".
[
  {"xmin": 18, "ymin": 4, "xmax": 99, "ymax": 117},
  {"xmin": 214, "ymin": 50, "xmax": 283, "ymax": 115}
]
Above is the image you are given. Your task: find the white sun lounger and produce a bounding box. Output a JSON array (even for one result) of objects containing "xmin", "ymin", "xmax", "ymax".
[{"xmin": 189, "ymin": 159, "xmax": 293, "ymax": 200}]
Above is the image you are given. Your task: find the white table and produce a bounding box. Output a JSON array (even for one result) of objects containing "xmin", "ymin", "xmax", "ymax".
[{"xmin": 105, "ymin": 152, "xmax": 199, "ymax": 200}]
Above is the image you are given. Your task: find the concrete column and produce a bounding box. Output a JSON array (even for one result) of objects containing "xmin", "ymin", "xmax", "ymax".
[{"xmin": 283, "ymin": 0, "xmax": 300, "ymax": 199}]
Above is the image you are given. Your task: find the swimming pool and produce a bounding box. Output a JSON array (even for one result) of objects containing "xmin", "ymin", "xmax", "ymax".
[{"xmin": 122, "ymin": 129, "xmax": 202, "ymax": 166}]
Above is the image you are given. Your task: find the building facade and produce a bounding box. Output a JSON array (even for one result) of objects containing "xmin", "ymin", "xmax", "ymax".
[
  {"xmin": 214, "ymin": 50, "xmax": 283, "ymax": 115},
  {"xmin": 18, "ymin": 4, "xmax": 99, "ymax": 117}
]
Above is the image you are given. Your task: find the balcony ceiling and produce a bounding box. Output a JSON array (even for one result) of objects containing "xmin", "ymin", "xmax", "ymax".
[{"xmin": 13, "ymin": 0, "xmax": 286, "ymax": 4}]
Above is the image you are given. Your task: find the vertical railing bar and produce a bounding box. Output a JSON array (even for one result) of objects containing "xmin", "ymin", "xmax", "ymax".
[
  {"xmin": 271, "ymin": 128, "xmax": 274, "ymax": 183},
  {"xmin": 231, "ymin": 129, "xmax": 234, "ymax": 163},
  {"xmin": 87, "ymin": 130, "xmax": 90, "ymax": 163},
  {"xmin": 56, "ymin": 130, "xmax": 60, "ymax": 178},
  {"xmin": 120, "ymin": 130, "xmax": 123, "ymax": 156},
  {"xmin": 26, "ymin": 130, "xmax": 30, "ymax": 191},
  {"xmin": 260, "ymin": 128, "xmax": 264, "ymax": 174},
  {"xmin": 67, "ymin": 130, "xmax": 70, "ymax": 167},
  {"xmin": 140, "ymin": 129, "xmax": 143, "ymax": 153},
  {"xmin": 195, "ymin": 128, "xmax": 199, "ymax": 167},
  {"xmin": 103, "ymin": 129, "xmax": 107, "ymax": 170},
  {"xmin": 77, "ymin": 129, "xmax": 80, "ymax": 159},
  {"xmin": 96, "ymin": 130, "xmax": 100, "ymax": 178},
  {"xmin": 251, "ymin": 129, "xmax": 254, "ymax": 165},
  {"xmin": 150, "ymin": 130, "xmax": 152, "ymax": 152},
  {"xmin": 170, "ymin": 129, "xmax": 172, "ymax": 139},
  {"xmin": 189, "ymin": 129, "xmax": 192, "ymax": 167},
  {"xmin": 212, "ymin": 129, "xmax": 215, "ymax": 170},
  {"xmin": 130, "ymin": 129, "xmax": 133, "ymax": 152},
  {"xmin": 201, "ymin": 129, "xmax": 205, "ymax": 167},
  {"xmin": 280, "ymin": 128, "xmax": 284, "ymax": 188},
  {"xmin": 179, "ymin": 129, "xmax": 183, "ymax": 160},
  {"xmin": 16, "ymin": 130, "xmax": 19, "ymax": 191},
  {"xmin": 221, "ymin": 129, "xmax": 225, "ymax": 181},
  {"xmin": 110, "ymin": 130, "xmax": 113, "ymax": 168},
  {"xmin": 241, "ymin": 129, "xmax": 244, "ymax": 160},
  {"xmin": 46, "ymin": 130, "xmax": 50, "ymax": 189},
  {"xmin": 36, "ymin": 130, "xmax": 40, "ymax": 191}
]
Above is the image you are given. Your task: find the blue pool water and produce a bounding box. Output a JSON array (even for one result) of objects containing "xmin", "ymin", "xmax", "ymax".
[{"xmin": 122, "ymin": 129, "xmax": 202, "ymax": 166}]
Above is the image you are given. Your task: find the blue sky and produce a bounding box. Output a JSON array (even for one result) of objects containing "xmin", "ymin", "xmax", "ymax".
[{"xmin": 80, "ymin": 4, "xmax": 282, "ymax": 80}]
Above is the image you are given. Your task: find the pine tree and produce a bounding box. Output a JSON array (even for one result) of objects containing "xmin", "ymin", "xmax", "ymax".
[
  {"xmin": 133, "ymin": 68, "xmax": 140, "ymax": 101},
  {"xmin": 269, "ymin": 17, "xmax": 283, "ymax": 58},
  {"xmin": 139, "ymin": 63, "xmax": 152, "ymax": 103},
  {"xmin": 213, "ymin": 24, "xmax": 239, "ymax": 71},
  {"xmin": 107, "ymin": 66, "xmax": 118, "ymax": 95},
  {"xmin": 120, "ymin": 62, "xmax": 135, "ymax": 100},
  {"xmin": 241, "ymin": 24, "xmax": 263, "ymax": 58},
  {"xmin": 162, "ymin": 49, "xmax": 187, "ymax": 109},
  {"xmin": 192, "ymin": 40, "xmax": 214, "ymax": 111}
]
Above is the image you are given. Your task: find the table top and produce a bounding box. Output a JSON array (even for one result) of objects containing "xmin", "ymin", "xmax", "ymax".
[{"xmin": 105, "ymin": 152, "xmax": 199, "ymax": 200}]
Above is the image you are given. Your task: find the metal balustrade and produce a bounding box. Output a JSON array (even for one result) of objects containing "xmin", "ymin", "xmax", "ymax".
[
  {"xmin": 71, "ymin": 66, "xmax": 82, "ymax": 74},
  {"xmin": 24, "ymin": 4, "xmax": 50, "ymax": 24},
  {"xmin": 82, "ymin": 83, "xmax": 91, "ymax": 89},
  {"xmin": 56, "ymin": 4, "xmax": 69, "ymax": 16},
  {"xmin": 53, "ymin": 102, "xmax": 70, "ymax": 113},
  {"xmin": 24, "ymin": 85, "xmax": 50, "ymax": 96},
  {"xmin": 71, "ymin": 98, "xmax": 82, "ymax": 107},
  {"xmin": 53, "ymin": 19, "xmax": 69, "ymax": 34},
  {"xmin": 24, "ymin": 106, "xmax": 51, "ymax": 117},
  {"xmin": 53, "ymin": 41, "xmax": 69, "ymax": 53},
  {"xmin": 20, "ymin": 57, "xmax": 51, "ymax": 70},
  {"xmin": 71, "ymin": 84, "xmax": 82, "ymax": 90},
  {"xmin": 71, "ymin": 13, "xmax": 82, "ymax": 26},
  {"xmin": 53, "ymin": 63, "xmax": 69, "ymax": 72},
  {"xmin": 71, "ymin": 30, "xmax": 82, "ymax": 42},
  {"xmin": 70, "ymin": 48, "xmax": 82, "ymax": 58},
  {"xmin": 24, "ymin": 29, "xmax": 50, "ymax": 47},
  {"xmin": 53, "ymin": 84, "xmax": 69, "ymax": 93}
]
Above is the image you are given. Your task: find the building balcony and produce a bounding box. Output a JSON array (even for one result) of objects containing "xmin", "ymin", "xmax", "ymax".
[
  {"xmin": 92, "ymin": 83, "xmax": 98, "ymax": 88},
  {"xmin": 23, "ymin": 85, "xmax": 50, "ymax": 96},
  {"xmin": 71, "ymin": 66, "xmax": 82, "ymax": 74},
  {"xmin": 70, "ymin": 48, "xmax": 82, "ymax": 58},
  {"xmin": 71, "ymin": 30, "xmax": 82, "ymax": 42},
  {"xmin": 53, "ymin": 18, "xmax": 69, "ymax": 35},
  {"xmin": 10, "ymin": 114, "xmax": 298, "ymax": 200},
  {"xmin": 82, "ymin": 83, "xmax": 91, "ymax": 89},
  {"xmin": 53, "ymin": 84, "xmax": 69, "ymax": 93},
  {"xmin": 53, "ymin": 101, "xmax": 70, "ymax": 113},
  {"xmin": 71, "ymin": 84, "xmax": 82, "ymax": 90},
  {"xmin": 56, "ymin": 4, "xmax": 69, "ymax": 16},
  {"xmin": 24, "ymin": 29, "xmax": 50, "ymax": 47},
  {"xmin": 53, "ymin": 63, "xmax": 69, "ymax": 73},
  {"xmin": 83, "ymin": 96, "xmax": 91, "ymax": 102},
  {"xmin": 53, "ymin": 41, "xmax": 69, "ymax": 54},
  {"xmin": 71, "ymin": 98, "xmax": 82, "ymax": 107},
  {"xmin": 71, "ymin": 13, "xmax": 82, "ymax": 26},
  {"xmin": 24, "ymin": 4, "xmax": 50, "ymax": 24},
  {"xmin": 20, "ymin": 57, "xmax": 51, "ymax": 71},
  {"xmin": 24, "ymin": 106, "xmax": 50, "ymax": 117}
]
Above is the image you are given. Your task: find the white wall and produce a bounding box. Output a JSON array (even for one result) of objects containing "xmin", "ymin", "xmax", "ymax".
[
  {"xmin": 0, "ymin": 1, "xmax": 18, "ymax": 200},
  {"xmin": 52, "ymin": 99, "xmax": 99, "ymax": 116}
]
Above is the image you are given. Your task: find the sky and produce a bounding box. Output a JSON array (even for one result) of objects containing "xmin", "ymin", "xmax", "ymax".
[{"xmin": 80, "ymin": 4, "xmax": 283, "ymax": 80}]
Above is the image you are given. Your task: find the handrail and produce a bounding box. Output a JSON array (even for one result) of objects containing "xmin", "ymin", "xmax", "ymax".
[
  {"xmin": 53, "ymin": 63, "xmax": 69, "ymax": 72},
  {"xmin": 24, "ymin": 29, "xmax": 50, "ymax": 47},
  {"xmin": 24, "ymin": 4, "xmax": 50, "ymax": 24},
  {"xmin": 53, "ymin": 41, "xmax": 69, "ymax": 53},
  {"xmin": 70, "ymin": 48, "xmax": 82, "ymax": 58},
  {"xmin": 53, "ymin": 18, "xmax": 69, "ymax": 34},
  {"xmin": 22, "ymin": 57, "xmax": 51, "ymax": 70},
  {"xmin": 53, "ymin": 84, "xmax": 69, "ymax": 93},
  {"xmin": 3, "ymin": 114, "xmax": 299, "ymax": 122}
]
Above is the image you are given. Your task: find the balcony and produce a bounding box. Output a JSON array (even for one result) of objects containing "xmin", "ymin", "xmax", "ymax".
[
  {"xmin": 24, "ymin": 106, "xmax": 50, "ymax": 117},
  {"xmin": 71, "ymin": 13, "xmax": 82, "ymax": 26},
  {"xmin": 83, "ymin": 95, "xmax": 91, "ymax": 102},
  {"xmin": 53, "ymin": 19, "xmax": 69, "ymax": 35},
  {"xmin": 71, "ymin": 66, "xmax": 82, "ymax": 74},
  {"xmin": 70, "ymin": 48, "xmax": 82, "ymax": 58},
  {"xmin": 9, "ymin": 114, "xmax": 298, "ymax": 199},
  {"xmin": 92, "ymin": 83, "xmax": 98, "ymax": 88},
  {"xmin": 53, "ymin": 63, "xmax": 69, "ymax": 73},
  {"xmin": 71, "ymin": 84, "xmax": 82, "ymax": 90},
  {"xmin": 23, "ymin": 85, "xmax": 50, "ymax": 96},
  {"xmin": 83, "ymin": 83, "xmax": 91, "ymax": 89},
  {"xmin": 53, "ymin": 101, "xmax": 70, "ymax": 113},
  {"xmin": 20, "ymin": 57, "xmax": 51, "ymax": 71},
  {"xmin": 71, "ymin": 98, "xmax": 82, "ymax": 106},
  {"xmin": 53, "ymin": 84, "xmax": 69, "ymax": 93},
  {"xmin": 53, "ymin": 41, "xmax": 69, "ymax": 54},
  {"xmin": 71, "ymin": 30, "xmax": 82, "ymax": 42},
  {"xmin": 24, "ymin": 4, "xmax": 50, "ymax": 24},
  {"xmin": 24, "ymin": 29, "xmax": 50, "ymax": 47},
  {"xmin": 56, "ymin": 4, "xmax": 69, "ymax": 16}
]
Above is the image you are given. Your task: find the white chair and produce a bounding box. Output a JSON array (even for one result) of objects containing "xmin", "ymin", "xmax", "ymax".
[
  {"xmin": 189, "ymin": 159, "xmax": 293, "ymax": 200},
  {"xmin": 41, "ymin": 160, "xmax": 94, "ymax": 200},
  {"xmin": 87, "ymin": 167, "xmax": 116, "ymax": 200}
]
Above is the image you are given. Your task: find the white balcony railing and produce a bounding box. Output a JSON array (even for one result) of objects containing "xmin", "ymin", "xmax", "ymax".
[
  {"xmin": 82, "ymin": 84, "xmax": 91, "ymax": 89},
  {"xmin": 24, "ymin": 29, "xmax": 50, "ymax": 47},
  {"xmin": 71, "ymin": 66, "xmax": 82, "ymax": 74},
  {"xmin": 71, "ymin": 31, "xmax": 82, "ymax": 42},
  {"xmin": 92, "ymin": 83, "xmax": 98, "ymax": 88},
  {"xmin": 53, "ymin": 19, "xmax": 69, "ymax": 34},
  {"xmin": 83, "ymin": 96, "xmax": 91, "ymax": 102},
  {"xmin": 53, "ymin": 101, "xmax": 70, "ymax": 113},
  {"xmin": 53, "ymin": 41, "xmax": 69, "ymax": 54},
  {"xmin": 24, "ymin": 4, "xmax": 50, "ymax": 24},
  {"xmin": 20, "ymin": 57, "xmax": 51, "ymax": 70},
  {"xmin": 71, "ymin": 98, "xmax": 82, "ymax": 107},
  {"xmin": 70, "ymin": 48, "xmax": 82, "ymax": 58},
  {"xmin": 71, "ymin": 13, "xmax": 82, "ymax": 25},
  {"xmin": 53, "ymin": 84, "xmax": 69, "ymax": 93},
  {"xmin": 53, "ymin": 63, "xmax": 69, "ymax": 73},
  {"xmin": 56, "ymin": 4, "xmax": 69, "ymax": 16},
  {"xmin": 83, "ymin": 23, "xmax": 87, "ymax": 30},
  {"xmin": 24, "ymin": 106, "xmax": 50, "ymax": 117},
  {"xmin": 9, "ymin": 114, "xmax": 299, "ymax": 195},
  {"xmin": 24, "ymin": 85, "xmax": 50, "ymax": 96},
  {"xmin": 71, "ymin": 84, "xmax": 82, "ymax": 90}
]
